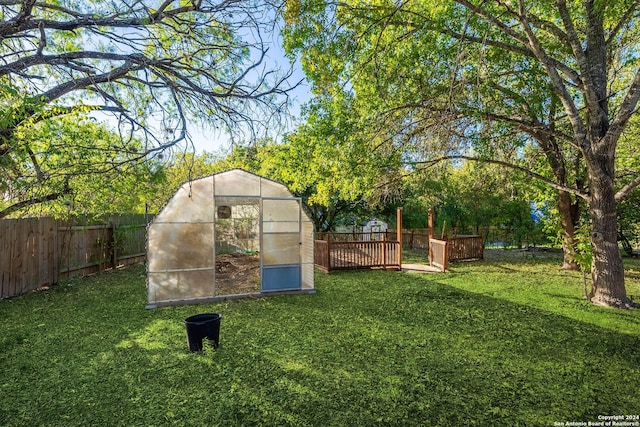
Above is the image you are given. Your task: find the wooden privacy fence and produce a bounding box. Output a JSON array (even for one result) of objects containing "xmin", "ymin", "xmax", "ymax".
[
  {"xmin": 317, "ymin": 230, "xmax": 431, "ymax": 249},
  {"xmin": 447, "ymin": 235, "xmax": 484, "ymax": 261},
  {"xmin": 314, "ymin": 237, "xmax": 401, "ymax": 273},
  {"xmin": 1, "ymin": 215, "xmax": 150, "ymax": 299}
]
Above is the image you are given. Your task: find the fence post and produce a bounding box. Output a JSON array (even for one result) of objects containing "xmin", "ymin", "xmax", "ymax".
[
  {"xmin": 443, "ymin": 240, "xmax": 449, "ymax": 271},
  {"xmin": 326, "ymin": 234, "xmax": 331, "ymax": 272},
  {"xmin": 396, "ymin": 207, "xmax": 402, "ymax": 267},
  {"xmin": 382, "ymin": 234, "xmax": 387, "ymax": 268},
  {"xmin": 111, "ymin": 223, "xmax": 117, "ymax": 270}
]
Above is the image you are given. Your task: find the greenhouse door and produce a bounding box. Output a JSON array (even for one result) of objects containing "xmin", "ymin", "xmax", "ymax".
[{"xmin": 261, "ymin": 197, "xmax": 302, "ymax": 292}]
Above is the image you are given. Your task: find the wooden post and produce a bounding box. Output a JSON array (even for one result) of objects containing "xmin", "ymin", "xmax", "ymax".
[
  {"xmin": 442, "ymin": 240, "xmax": 449, "ymax": 272},
  {"xmin": 111, "ymin": 223, "xmax": 117, "ymax": 270},
  {"xmin": 326, "ymin": 233, "xmax": 331, "ymax": 272},
  {"xmin": 382, "ymin": 234, "xmax": 386, "ymax": 268},
  {"xmin": 396, "ymin": 207, "xmax": 402, "ymax": 267},
  {"xmin": 427, "ymin": 208, "xmax": 433, "ymax": 264}
]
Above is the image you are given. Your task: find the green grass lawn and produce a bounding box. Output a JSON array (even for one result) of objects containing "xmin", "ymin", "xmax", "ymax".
[{"xmin": 1, "ymin": 250, "xmax": 640, "ymax": 426}]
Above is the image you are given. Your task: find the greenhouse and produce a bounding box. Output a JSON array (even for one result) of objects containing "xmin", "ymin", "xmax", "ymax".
[{"xmin": 146, "ymin": 169, "xmax": 315, "ymax": 308}]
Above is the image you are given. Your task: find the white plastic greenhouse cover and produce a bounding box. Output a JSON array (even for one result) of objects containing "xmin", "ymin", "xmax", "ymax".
[{"xmin": 146, "ymin": 169, "xmax": 315, "ymax": 308}]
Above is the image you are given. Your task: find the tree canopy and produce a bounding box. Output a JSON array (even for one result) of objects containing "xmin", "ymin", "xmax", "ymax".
[
  {"xmin": 0, "ymin": 0, "xmax": 294, "ymax": 216},
  {"xmin": 284, "ymin": 0, "xmax": 640, "ymax": 308},
  {"xmin": 0, "ymin": 114, "xmax": 161, "ymax": 217}
]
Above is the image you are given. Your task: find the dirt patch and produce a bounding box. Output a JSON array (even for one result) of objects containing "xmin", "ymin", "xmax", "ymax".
[{"xmin": 215, "ymin": 253, "xmax": 260, "ymax": 295}]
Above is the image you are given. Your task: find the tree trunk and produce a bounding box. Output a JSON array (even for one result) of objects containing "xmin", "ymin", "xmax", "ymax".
[
  {"xmin": 587, "ymin": 165, "xmax": 633, "ymax": 308},
  {"xmin": 537, "ymin": 119, "xmax": 581, "ymax": 271},
  {"xmin": 557, "ymin": 189, "xmax": 579, "ymax": 270},
  {"xmin": 579, "ymin": 1, "xmax": 634, "ymax": 308}
]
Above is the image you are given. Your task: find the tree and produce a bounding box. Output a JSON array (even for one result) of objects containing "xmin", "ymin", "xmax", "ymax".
[
  {"xmin": 285, "ymin": 1, "xmax": 640, "ymax": 308},
  {"xmin": 435, "ymin": 162, "xmax": 544, "ymax": 245},
  {"xmin": 177, "ymin": 93, "xmax": 403, "ymax": 231},
  {"xmin": 1, "ymin": 0, "xmax": 294, "ymax": 216},
  {"xmin": 145, "ymin": 151, "xmax": 226, "ymax": 213},
  {"xmin": 0, "ymin": 113, "xmax": 162, "ymax": 217},
  {"xmin": 266, "ymin": 94, "xmax": 405, "ymax": 231},
  {"xmin": 615, "ymin": 115, "xmax": 640, "ymax": 254}
]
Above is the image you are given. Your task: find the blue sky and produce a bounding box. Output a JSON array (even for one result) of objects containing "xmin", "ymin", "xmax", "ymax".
[{"xmin": 187, "ymin": 28, "xmax": 311, "ymax": 154}]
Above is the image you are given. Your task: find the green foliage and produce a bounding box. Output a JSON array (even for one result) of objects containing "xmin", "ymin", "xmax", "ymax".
[
  {"xmin": 1, "ymin": 1, "xmax": 291, "ymax": 215},
  {"xmin": 0, "ymin": 114, "xmax": 159, "ymax": 218},
  {"xmin": 573, "ymin": 225, "xmax": 594, "ymax": 275},
  {"xmin": 616, "ymin": 116, "xmax": 640, "ymax": 250},
  {"xmin": 274, "ymin": 94, "xmax": 396, "ymax": 208},
  {"xmin": 402, "ymin": 161, "xmax": 546, "ymax": 245},
  {"xmin": 1, "ymin": 258, "xmax": 640, "ymax": 425},
  {"xmin": 145, "ymin": 151, "xmax": 225, "ymax": 213},
  {"xmin": 175, "ymin": 95, "xmax": 408, "ymax": 231},
  {"xmin": 284, "ymin": 0, "xmax": 640, "ymax": 305},
  {"xmin": 572, "ymin": 223, "xmax": 595, "ymax": 299}
]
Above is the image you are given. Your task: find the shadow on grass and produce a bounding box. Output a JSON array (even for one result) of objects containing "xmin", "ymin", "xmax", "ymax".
[{"xmin": 1, "ymin": 266, "xmax": 639, "ymax": 426}]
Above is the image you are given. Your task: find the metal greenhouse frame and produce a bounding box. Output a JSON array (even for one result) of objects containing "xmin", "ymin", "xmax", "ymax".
[{"xmin": 146, "ymin": 169, "xmax": 315, "ymax": 308}]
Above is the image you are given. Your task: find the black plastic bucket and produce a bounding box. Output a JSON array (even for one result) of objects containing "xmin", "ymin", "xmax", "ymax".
[{"xmin": 184, "ymin": 313, "xmax": 222, "ymax": 352}]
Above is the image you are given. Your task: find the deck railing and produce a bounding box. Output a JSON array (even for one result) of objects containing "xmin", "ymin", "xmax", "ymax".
[
  {"xmin": 314, "ymin": 231, "xmax": 483, "ymax": 273},
  {"xmin": 314, "ymin": 238, "xmax": 401, "ymax": 273},
  {"xmin": 429, "ymin": 239, "xmax": 448, "ymax": 272}
]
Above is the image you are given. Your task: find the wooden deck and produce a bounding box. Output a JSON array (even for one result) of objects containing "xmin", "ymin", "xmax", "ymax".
[
  {"xmin": 314, "ymin": 238, "xmax": 450, "ymax": 273},
  {"xmin": 314, "ymin": 227, "xmax": 483, "ymax": 274},
  {"xmin": 401, "ymin": 263, "xmax": 443, "ymax": 273}
]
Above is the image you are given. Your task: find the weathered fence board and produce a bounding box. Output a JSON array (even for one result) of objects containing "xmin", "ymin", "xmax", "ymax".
[
  {"xmin": 387, "ymin": 229, "xmax": 431, "ymax": 250},
  {"xmin": 58, "ymin": 224, "xmax": 114, "ymax": 278},
  {"xmin": 314, "ymin": 240, "xmax": 330, "ymax": 273},
  {"xmin": 448, "ymin": 235, "xmax": 484, "ymax": 261},
  {"xmin": 0, "ymin": 218, "xmax": 59, "ymax": 298},
  {"xmin": 1, "ymin": 215, "xmax": 150, "ymax": 299}
]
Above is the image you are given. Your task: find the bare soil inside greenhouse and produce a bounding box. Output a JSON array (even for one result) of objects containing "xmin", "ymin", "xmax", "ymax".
[{"xmin": 215, "ymin": 253, "xmax": 261, "ymax": 295}]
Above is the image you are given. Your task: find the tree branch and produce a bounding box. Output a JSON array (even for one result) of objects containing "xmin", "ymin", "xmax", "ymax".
[
  {"xmin": 616, "ymin": 174, "xmax": 640, "ymax": 203},
  {"xmin": 514, "ymin": 0, "xmax": 589, "ymax": 154},
  {"xmin": 410, "ymin": 155, "xmax": 590, "ymax": 201},
  {"xmin": 36, "ymin": 21, "xmax": 46, "ymax": 55},
  {"xmin": 39, "ymin": 59, "xmax": 148, "ymax": 103},
  {"xmin": 0, "ymin": 183, "xmax": 71, "ymax": 219},
  {"xmin": 454, "ymin": 0, "xmax": 528, "ymax": 45},
  {"xmin": 556, "ymin": 0, "xmax": 606, "ymax": 120},
  {"xmin": 606, "ymin": 0, "xmax": 640, "ymax": 47},
  {"xmin": 0, "ymin": 1, "xmax": 202, "ymax": 37},
  {"xmin": 454, "ymin": 29, "xmax": 583, "ymax": 88},
  {"xmin": 601, "ymin": 70, "xmax": 640, "ymax": 152},
  {"xmin": 526, "ymin": 13, "xmax": 570, "ymax": 48},
  {"xmin": 0, "ymin": 51, "xmax": 155, "ymax": 77}
]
